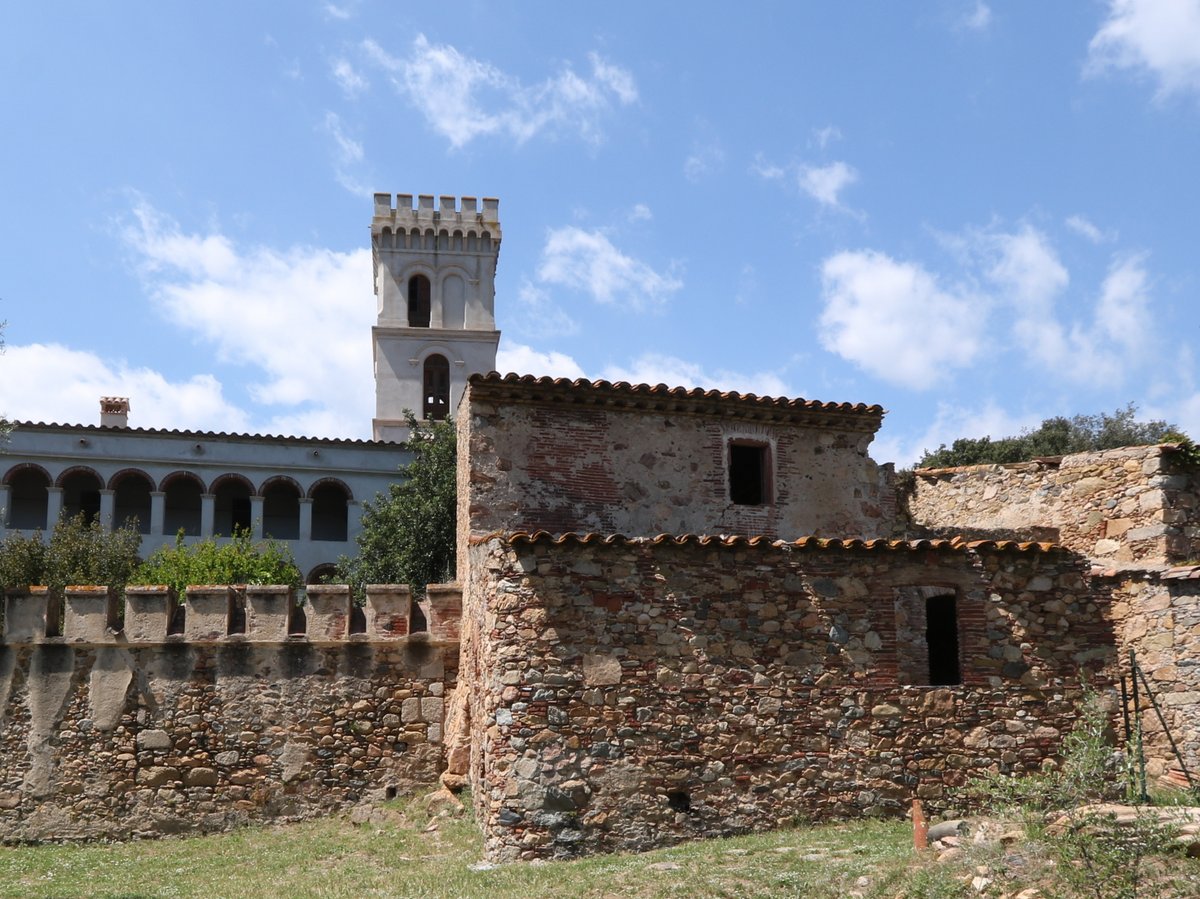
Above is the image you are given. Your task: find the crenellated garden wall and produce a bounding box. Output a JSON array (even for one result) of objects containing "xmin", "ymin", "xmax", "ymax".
[{"xmin": 0, "ymin": 583, "xmax": 461, "ymax": 841}]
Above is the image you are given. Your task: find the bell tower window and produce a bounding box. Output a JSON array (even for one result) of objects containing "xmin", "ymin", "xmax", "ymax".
[
  {"xmin": 423, "ymin": 354, "xmax": 450, "ymax": 420},
  {"xmin": 408, "ymin": 275, "xmax": 431, "ymax": 328}
]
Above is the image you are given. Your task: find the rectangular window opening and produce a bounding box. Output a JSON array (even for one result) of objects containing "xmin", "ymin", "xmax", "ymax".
[
  {"xmin": 925, "ymin": 594, "xmax": 961, "ymax": 686},
  {"xmin": 729, "ymin": 442, "xmax": 769, "ymax": 506}
]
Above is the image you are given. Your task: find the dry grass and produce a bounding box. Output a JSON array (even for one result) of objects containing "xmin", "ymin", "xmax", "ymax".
[{"xmin": 3, "ymin": 797, "xmax": 1199, "ymax": 898}]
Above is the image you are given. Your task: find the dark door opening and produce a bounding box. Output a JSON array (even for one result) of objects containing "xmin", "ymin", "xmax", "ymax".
[{"xmin": 925, "ymin": 594, "xmax": 961, "ymax": 685}]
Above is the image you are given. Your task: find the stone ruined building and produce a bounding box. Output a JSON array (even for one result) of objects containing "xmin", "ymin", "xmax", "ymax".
[
  {"xmin": 448, "ymin": 375, "xmax": 1138, "ymax": 860},
  {"xmin": 2, "ymin": 193, "xmax": 1199, "ymax": 859},
  {"xmin": 909, "ymin": 448, "xmax": 1200, "ymax": 794}
]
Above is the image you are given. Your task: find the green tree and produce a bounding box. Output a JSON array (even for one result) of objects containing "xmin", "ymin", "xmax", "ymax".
[
  {"xmin": 337, "ymin": 413, "xmax": 456, "ymax": 593},
  {"xmin": 0, "ymin": 513, "xmax": 142, "ymax": 593},
  {"xmin": 130, "ymin": 528, "xmax": 302, "ymax": 594},
  {"xmin": 918, "ymin": 404, "xmax": 1189, "ymax": 469}
]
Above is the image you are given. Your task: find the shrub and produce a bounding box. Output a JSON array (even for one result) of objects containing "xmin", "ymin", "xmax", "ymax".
[
  {"xmin": 0, "ymin": 513, "xmax": 141, "ymax": 594},
  {"xmin": 0, "ymin": 529, "xmax": 47, "ymax": 592},
  {"xmin": 918, "ymin": 404, "xmax": 1188, "ymax": 468},
  {"xmin": 131, "ymin": 528, "xmax": 301, "ymax": 594},
  {"xmin": 959, "ymin": 694, "xmax": 1181, "ymax": 899}
]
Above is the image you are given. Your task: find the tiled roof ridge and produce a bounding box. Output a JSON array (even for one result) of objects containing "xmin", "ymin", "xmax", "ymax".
[
  {"xmin": 470, "ymin": 530, "xmax": 1063, "ymax": 553},
  {"xmin": 468, "ymin": 372, "xmax": 885, "ymax": 420},
  {"xmin": 7, "ymin": 421, "xmax": 403, "ymax": 448}
]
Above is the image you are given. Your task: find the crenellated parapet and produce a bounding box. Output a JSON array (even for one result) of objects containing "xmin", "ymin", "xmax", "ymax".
[
  {"xmin": 0, "ymin": 583, "xmax": 463, "ymax": 646},
  {"xmin": 371, "ymin": 193, "xmax": 501, "ymax": 243}
]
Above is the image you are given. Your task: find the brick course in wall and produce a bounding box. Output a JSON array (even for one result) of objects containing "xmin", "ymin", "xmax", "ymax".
[
  {"xmin": 457, "ymin": 375, "xmax": 896, "ymax": 580},
  {"xmin": 462, "ymin": 533, "xmax": 1115, "ymax": 861}
]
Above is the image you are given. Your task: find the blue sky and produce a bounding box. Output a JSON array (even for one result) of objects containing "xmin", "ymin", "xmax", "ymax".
[{"xmin": 2, "ymin": 1, "xmax": 1199, "ymax": 465}]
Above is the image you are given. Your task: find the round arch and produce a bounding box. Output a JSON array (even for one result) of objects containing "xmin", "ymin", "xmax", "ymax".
[
  {"xmin": 306, "ymin": 563, "xmax": 338, "ymax": 585},
  {"xmin": 3, "ymin": 462, "xmax": 52, "ymax": 487},
  {"xmin": 211, "ymin": 473, "xmax": 255, "ymax": 537},
  {"xmin": 158, "ymin": 470, "xmax": 205, "ymax": 493},
  {"xmin": 109, "ymin": 468, "xmax": 154, "ymax": 534},
  {"xmin": 58, "ymin": 467, "xmax": 104, "ymax": 524},
  {"xmin": 309, "ymin": 478, "xmax": 352, "ymax": 542},
  {"xmin": 3, "ymin": 463, "xmax": 52, "ymax": 530},
  {"xmin": 260, "ymin": 476, "xmax": 301, "ymax": 541},
  {"xmin": 258, "ymin": 474, "xmax": 302, "ymax": 497},
  {"xmin": 54, "ymin": 465, "xmax": 103, "ymax": 489},
  {"xmin": 306, "ymin": 477, "xmax": 353, "ymax": 501},
  {"xmin": 159, "ymin": 471, "xmax": 204, "ymax": 536},
  {"xmin": 209, "ymin": 472, "xmax": 255, "ymax": 495}
]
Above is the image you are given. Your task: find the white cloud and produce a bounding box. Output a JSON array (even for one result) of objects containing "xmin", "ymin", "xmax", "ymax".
[
  {"xmin": 323, "ymin": 3, "xmax": 354, "ymax": 20},
  {"xmin": 628, "ymin": 203, "xmax": 653, "ymax": 222},
  {"xmin": 750, "ymin": 155, "xmax": 786, "ymax": 181},
  {"xmin": 0, "ymin": 343, "xmax": 250, "ymax": 432},
  {"xmin": 536, "ymin": 226, "xmax": 683, "ymax": 310},
  {"xmin": 976, "ymin": 225, "xmax": 1154, "ymax": 385},
  {"xmin": 984, "ymin": 225, "xmax": 1069, "ymax": 309},
  {"xmin": 600, "ymin": 353, "xmax": 792, "ymax": 398},
  {"xmin": 819, "ymin": 250, "xmax": 983, "ymax": 389},
  {"xmin": 362, "ymin": 36, "xmax": 637, "ymax": 148},
  {"xmin": 1065, "ymin": 214, "xmax": 1113, "ymax": 243},
  {"xmin": 321, "ymin": 112, "xmax": 370, "ymax": 195},
  {"xmin": 960, "ymin": 1, "xmax": 993, "ymax": 32},
  {"xmin": 814, "ymin": 125, "xmax": 842, "ymax": 149},
  {"xmin": 120, "ymin": 201, "xmax": 375, "ymax": 438},
  {"xmin": 798, "ymin": 161, "xmax": 859, "ymax": 208},
  {"xmin": 684, "ymin": 141, "xmax": 725, "ymax": 182},
  {"xmin": 754, "ymin": 155, "xmax": 859, "ymax": 209},
  {"xmin": 1096, "ymin": 254, "xmax": 1153, "ymax": 352},
  {"xmin": 331, "ymin": 58, "xmax": 369, "ymax": 96},
  {"xmin": 1087, "ymin": 0, "xmax": 1200, "ymax": 98},
  {"xmin": 496, "ymin": 342, "xmax": 587, "ymax": 380},
  {"xmin": 514, "ymin": 280, "xmax": 580, "ymax": 338}
]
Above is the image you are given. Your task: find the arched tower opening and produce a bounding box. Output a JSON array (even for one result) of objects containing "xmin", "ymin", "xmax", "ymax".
[
  {"xmin": 408, "ymin": 275, "xmax": 431, "ymax": 328},
  {"xmin": 371, "ymin": 193, "xmax": 502, "ymax": 441},
  {"xmin": 423, "ymin": 354, "xmax": 451, "ymax": 421}
]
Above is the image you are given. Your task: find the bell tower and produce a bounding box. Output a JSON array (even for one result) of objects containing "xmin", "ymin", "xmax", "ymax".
[{"xmin": 370, "ymin": 193, "xmax": 502, "ymax": 442}]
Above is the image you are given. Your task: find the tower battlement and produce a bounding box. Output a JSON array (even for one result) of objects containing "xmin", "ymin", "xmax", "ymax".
[
  {"xmin": 372, "ymin": 193, "xmax": 501, "ymax": 239},
  {"xmin": 370, "ymin": 192, "xmax": 502, "ymax": 441}
]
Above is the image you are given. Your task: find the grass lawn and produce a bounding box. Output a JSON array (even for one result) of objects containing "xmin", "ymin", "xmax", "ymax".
[
  {"xmin": 3, "ymin": 796, "xmax": 1199, "ymax": 898},
  {"xmin": 0, "ymin": 799, "xmax": 914, "ymax": 899}
]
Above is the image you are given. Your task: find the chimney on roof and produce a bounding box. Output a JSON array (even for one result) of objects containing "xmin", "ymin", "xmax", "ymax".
[{"xmin": 100, "ymin": 397, "xmax": 130, "ymax": 428}]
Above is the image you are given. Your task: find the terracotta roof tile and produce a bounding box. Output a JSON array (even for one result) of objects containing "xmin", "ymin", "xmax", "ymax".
[
  {"xmin": 467, "ymin": 372, "xmax": 885, "ymax": 429},
  {"xmin": 10, "ymin": 421, "xmax": 401, "ymax": 447},
  {"xmin": 474, "ymin": 530, "xmax": 1063, "ymax": 554}
]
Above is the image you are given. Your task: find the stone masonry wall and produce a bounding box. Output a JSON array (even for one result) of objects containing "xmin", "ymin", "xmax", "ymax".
[
  {"xmin": 0, "ymin": 584, "xmax": 459, "ymax": 841},
  {"xmin": 457, "ymin": 379, "xmax": 894, "ymax": 579},
  {"xmin": 908, "ymin": 445, "xmax": 1200, "ymax": 563},
  {"xmin": 1103, "ymin": 567, "xmax": 1200, "ymax": 783},
  {"xmin": 463, "ymin": 534, "xmax": 1114, "ymax": 861}
]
